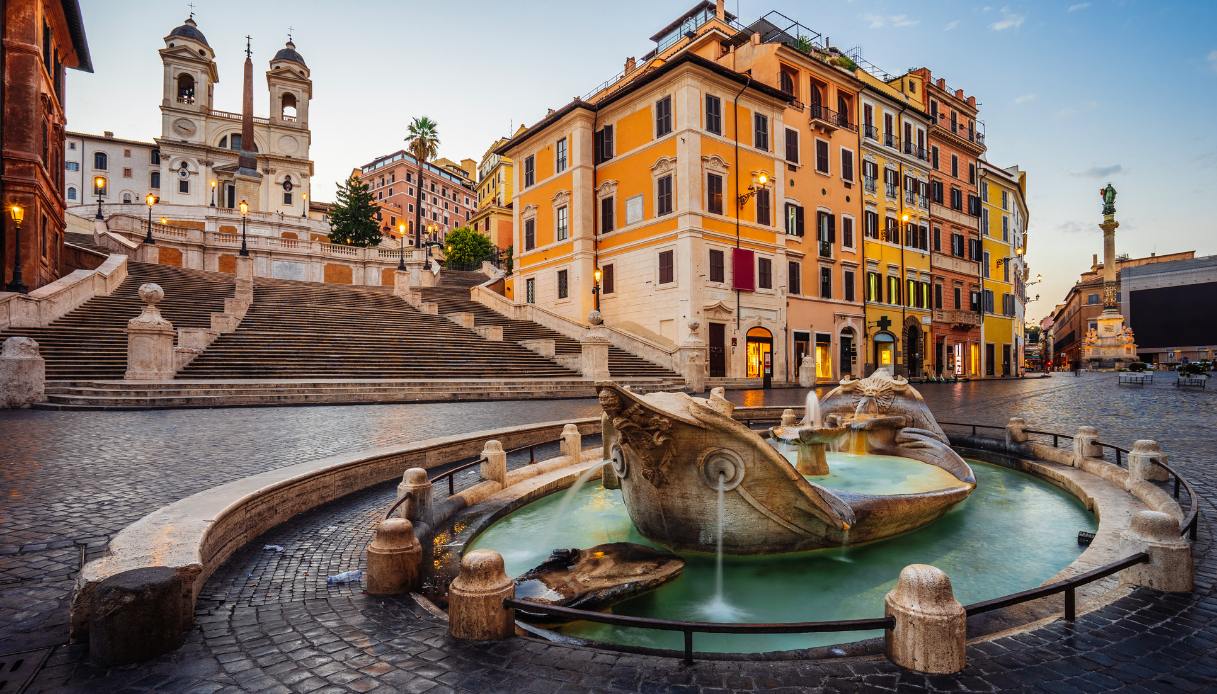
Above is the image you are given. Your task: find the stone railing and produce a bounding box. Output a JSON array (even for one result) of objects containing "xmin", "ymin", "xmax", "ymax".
[{"xmin": 0, "ymin": 254, "xmax": 128, "ymax": 330}]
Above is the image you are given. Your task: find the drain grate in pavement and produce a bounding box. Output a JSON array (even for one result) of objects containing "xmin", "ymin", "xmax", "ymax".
[{"xmin": 0, "ymin": 648, "xmax": 53, "ymax": 693}]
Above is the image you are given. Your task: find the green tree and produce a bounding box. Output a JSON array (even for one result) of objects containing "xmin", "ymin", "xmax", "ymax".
[
  {"xmin": 328, "ymin": 176, "xmax": 381, "ymax": 247},
  {"xmin": 444, "ymin": 226, "xmax": 494, "ymax": 269},
  {"xmin": 405, "ymin": 116, "xmax": 440, "ymax": 249}
]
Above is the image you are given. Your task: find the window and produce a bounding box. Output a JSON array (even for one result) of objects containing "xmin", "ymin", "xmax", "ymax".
[
  {"xmin": 758, "ymin": 257, "xmax": 772, "ymax": 289},
  {"xmin": 600, "ymin": 196, "xmax": 615, "ymax": 233},
  {"xmin": 816, "ymin": 211, "xmax": 835, "ymax": 257},
  {"xmin": 67, "ymin": 186, "xmax": 77, "ymax": 200},
  {"xmin": 557, "ymin": 269, "xmax": 569, "ymax": 299},
  {"xmin": 864, "ymin": 210, "xmax": 879, "ymax": 239},
  {"xmin": 954, "ymin": 286, "xmax": 962, "ymax": 309},
  {"xmin": 1002, "ymin": 216, "xmax": 1009, "ymax": 241},
  {"xmin": 983, "ymin": 251, "xmax": 991, "ymax": 278},
  {"xmin": 788, "ymin": 261, "xmax": 801, "ymax": 295},
  {"xmin": 887, "ymin": 275, "xmax": 900, "ymax": 304},
  {"xmin": 842, "ymin": 216, "xmax": 855, "ymax": 249},
  {"xmin": 968, "ymin": 194, "xmax": 982, "ymax": 217},
  {"xmin": 706, "ymin": 173, "xmax": 723, "ymax": 215},
  {"xmin": 179, "ymin": 179, "xmax": 189, "ymax": 194},
  {"xmin": 820, "ymin": 267, "xmax": 832, "ymax": 298},
  {"xmin": 968, "ymin": 163, "xmax": 976, "ymax": 184},
  {"xmin": 981, "ymin": 208, "xmax": 989, "ymax": 233},
  {"xmin": 780, "ymin": 69, "xmax": 797, "ymax": 96},
  {"xmin": 602, "ymin": 264, "xmax": 615, "ymax": 294},
  {"xmin": 934, "ymin": 283, "xmax": 943, "ymax": 309},
  {"xmin": 785, "ymin": 128, "xmax": 799, "ymax": 164},
  {"xmin": 525, "ymin": 277, "xmax": 536, "ymax": 304},
  {"xmin": 1001, "ymin": 190, "xmax": 1009, "ymax": 210},
  {"xmin": 657, "ymin": 175, "xmax": 673, "ymax": 216},
  {"xmin": 950, "ymin": 187, "xmax": 962, "ymax": 211},
  {"xmin": 753, "ymin": 113, "xmax": 768, "ymax": 150},
  {"xmin": 94, "ymin": 152, "xmax": 107, "ymax": 170},
  {"xmin": 951, "ymin": 155, "xmax": 959, "ymax": 178},
  {"xmin": 841, "ymin": 149, "xmax": 854, "ymax": 182},
  {"xmin": 523, "ymin": 155, "xmax": 535, "ymax": 187},
  {"xmin": 176, "ymin": 72, "xmax": 195, "ymax": 103},
  {"xmin": 658, "ymin": 250, "xmax": 675, "ymax": 284},
  {"xmin": 755, "ymin": 189, "xmax": 770, "ymax": 226},
  {"xmin": 626, "ymin": 194, "xmax": 643, "ymax": 224},
  {"xmin": 705, "ymin": 95, "xmax": 722, "ymax": 135},
  {"xmin": 524, "ymin": 218, "xmax": 536, "ymax": 250},
  {"xmin": 785, "ymin": 203, "xmax": 804, "ymax": 236},
  {"xmin": 931, "ymin": 146, "xmax": 939, "ymax": 170},
  {"xmin": 815, "ymin": 140, "xmax": 829, "ymax": 174},
  {"xmin": 65, "ymin": 161, "xmax": 79, "ymax": 171},
  {"xmin": 150, "ymin": 171, "xmax": 160, "ymax": 189},
  {"xmin": 594, "ymin": 125, "xmax": 614, "ymax": 163},
  {"xmin": 556, "ymin": 205, "xmax": 569, "ymax": 240},
  {"xmin": 555, "ymin": 138, "xmax": 567, "ymax": 173},
  {"xmin": 284, "ymin": 191, "xmax": 293, "ymax": 204},
  {"xmin": 281, "ymin": 92, "xmax": 297, "ymax": 120},
  {"xmin": 656, "ymin": 96, "xmax": 672, "ymax": 137},
  {"xmin": 709, "ymin": 249, "xmax": 725, "ymax": 282},
  {"xmin": 867, "ymin": 272, "xmax": 881, "ymax": 302},
  {"xmin": 844, "ymin": 269, "xmax": 855, "ymax": 302}
]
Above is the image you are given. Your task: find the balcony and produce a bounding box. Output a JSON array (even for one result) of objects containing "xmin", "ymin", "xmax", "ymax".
[
  {"xmin": 932, "ymin": 118, "xmax": 987, "ymax": 152},
  {"xmin": 884, "ymin": 133, "xmax": 900, "ymax": 151},
  {"xmin": 863, "ymin": 176, "xmax": 877, "ymax": 194},
  {"xmin": 933, "ymin": 309, "xmax": 981, "ymax": 328},
  {"xmin": 863, "ymin": 124, "xmax": 878, "ymax": 141},
  {"xmin": 809, "ymin": 105, "xmax": 856, "ymax": 133},
  {"xmin": 885, "ymin": 183, "xmax": 898, "ymax": 200}
]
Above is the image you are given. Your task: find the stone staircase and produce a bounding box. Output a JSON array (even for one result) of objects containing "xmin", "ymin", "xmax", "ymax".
[
  {"xmin": 421, "ymin": 271, "xmax": 682, "ymax": 382},
  {"xmin": 177, "ymin": 276, "xmax": 581, "ymax": 380},
  {"xmin": 0, "ymin": 261, "xmax": 233, "ymax": 380}
]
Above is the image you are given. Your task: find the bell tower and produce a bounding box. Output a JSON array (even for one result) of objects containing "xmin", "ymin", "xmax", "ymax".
[
  {"xmin": 267, "ymin": 38, "xmax": 312, "ymax": 129},
  {"xmin": 266, "ymin": 36, "xmax": 314, "ymax": 214},
  {"xmin": 159, "ymin": 16, "xmax": 217, "ymax": 130}
]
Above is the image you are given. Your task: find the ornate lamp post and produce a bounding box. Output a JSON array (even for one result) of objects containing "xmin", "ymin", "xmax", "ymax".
[
  {"xmin": 302, "ymin": 193, "xmax": 308, "ymax": 218},
  {"xmin": 593, "ymin": 267, "xmax": 602, "ymax": 311},
  {"xmin": 210, "ymin": 179, "xmax": 217, "ymax": 207},
  {"xmin": 397, "ymin": 222, "xmax": 407, "ymax": 270},
  {"xmin": 94, "ymin": 176, "xmax": 106, "ymax": 220},
  {"xmin": 6, "ymin": 204, "xmax": 27, "ymax": 293},
  {"xmin": 239, "ymin": 199, "xmax": 250, "ymax": 257},
  {"xmin": 144, "ymin": 193, "xmax": 158, "ymax": 245}
]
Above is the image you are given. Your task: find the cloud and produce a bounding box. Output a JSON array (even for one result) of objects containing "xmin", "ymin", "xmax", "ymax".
[
  {"xmin": 1067, "ymin": 2, "xmax": 1091, "ymax": 12},
  {"xmin": 944, "ymin": 20, "xmax": 960, "ymax": 31},
  {"xmin": 1208, "ymin": 50, "xmax": 1217, "ymax": 73},
  {"xmin": 863, "ymin": 13, "xmax": 919, "ymax": 29},
  {"xmin": 1014, "ymin": 93, "xmax": 1037, "ymax": 105},
  {"xmin": 1072, "ymin": 164, "xmax": 1124, "ymax": 178},
  {"xmin": 1054, "ymin": 220, "xmax": 1090, "ymax": 235},
  {"xmin": 990, "ymin": 7, "xmax": 1025, "ymax": 31}
]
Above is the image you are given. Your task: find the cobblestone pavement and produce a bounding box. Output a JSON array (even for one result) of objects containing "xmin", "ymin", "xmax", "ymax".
[{"xmin": 7, "ymin": 375, "xmax": 1217, "ymax": 692}]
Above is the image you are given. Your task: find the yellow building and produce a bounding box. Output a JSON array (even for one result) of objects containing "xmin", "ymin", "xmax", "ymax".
[
  {"xmin": 471, "ymin": 136, "xmax": 515, "ymax": 252},
  {"xmin": 856, "ymin": 69, "xmax": 934, "ymax": 376},
  {"xmin": 979, "ymin": 160, "xmax": 1026, "ymax": 376}
]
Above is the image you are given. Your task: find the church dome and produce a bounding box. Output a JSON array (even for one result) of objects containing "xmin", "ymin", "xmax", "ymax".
[
  {"xmin": 168, "ymin": 17, "xmax": 209, "ymax": 46},
  {"xmin": 272, "ymin": 40, "xmax": 306, "ymax": 66}
]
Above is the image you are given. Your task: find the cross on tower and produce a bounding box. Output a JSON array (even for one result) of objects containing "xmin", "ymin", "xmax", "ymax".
[
  {"xmin": 287, "ymin": 26, "xmax": 294, "ymax": 42},
  {"xmin": 187, "ymin": 2, "xmax": 196, "ymax": 19},
  {"xmin": 245, "ymin": 35, "xmax": 252, "ymax": 58}
]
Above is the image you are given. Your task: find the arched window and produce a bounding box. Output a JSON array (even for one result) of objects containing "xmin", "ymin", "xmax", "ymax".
[
  {"xmin": 281, "ymin": 93, "xmax": 298, "ymax": 120},
  {"xmin": 151, "ymin": 148, "xmax": 160, "ymax": 165},
  {"xmin": 67, "ymin": 186, "xmax": 77, "ymax": 201},
  {"xmin": 94, "ymin": 152, "xmax": 107, "ymax": 170},
  {"xmin": 779, "ymin": 71, "xmax": 794, "ymax": 96},
  {"xmin": 122, "ymin": 192, "xmax": 133, "ymax": 204},
  {"xmin": 837, "ymin": 94, "xmax": 850, "ymax": 124},
  {"xmin": 177, "ymin": 73, "xmax": 196, "ymax": 104}
]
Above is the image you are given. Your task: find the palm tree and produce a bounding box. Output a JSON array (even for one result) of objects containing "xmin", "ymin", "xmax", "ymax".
[{"xmin": 405, "ymin": 116, "xmax": 440, "ymax": 250}]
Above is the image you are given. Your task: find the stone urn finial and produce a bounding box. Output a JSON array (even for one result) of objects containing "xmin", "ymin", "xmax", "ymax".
[
  {"xmin": 128, "ymin": 283, "xmax": 172, "ymax": 330},
  {"xmin": 139, "ymin": 283, "xmax": 164, "ymax": 306},
  {"xmin": 588, "ymin": 309, "xmax": 604, "ymax": 326}
]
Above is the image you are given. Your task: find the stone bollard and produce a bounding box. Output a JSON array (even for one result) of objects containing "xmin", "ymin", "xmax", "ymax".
[
  {"xmin": 234, "ymin": 255, "xmax": 254, "ymax": 304},
  {"xmin": 89, "ymin": 567, "xmax": 187, "ymax": 665},
  {"xmin": 448, "ymin": 549, "xmax": 516, "ymax": 641},
  {"xmin": 561, "ymin": 423, "xmax": 582, "ymax": 461},
  {"xmin": 125, "ymin": 283, "xmax": 176, "ymax": 381},
  {"xmin": 1120, "ymin": 510, "xmax": 1193, "ymax": 593},
  {"xmin": 602, "ymin": 414, "xmax": 620, "ymax": 489},
  {"xmin": 392, "ymin": 268, "xmax": 412, "ymax": 299},
  {"xmin": 1072, "ymin": 426, "xmax": 1101, "ymax": 465},
  {"xmin": 480, "ymin": 440, "xmax": 506, "ymax": 485},
  {"xmin": 366, "ymin": 518, "xmax": 422, "ymax": 595},
  {"xmin": 396, "ymin": 467, "xmax": 433, "ymax": 525},
  {"xmin": 580, "ymin": 333, "xmax": 611, "ymax": 381},
  {"xmin": 798, "ymin": 354, "xmax": 816, "ymax": 388},
  {"xmin": 884, "ymin": 564, "xmax": 966, "ymax": 674},
  {"xmin": 781, "ymin": 408, "xmax": 798, "ymax": 427},
  {"xmin": 0, "ymin": 336, "xmax": 46, "ymax": 408},
  {"xmin": 1128, "ymin": 440, "xmax": 1169, "ymax": 483},
  {"xmin": 1005, "ymin": 417, "xmax": 1028, "ymax": 446}
]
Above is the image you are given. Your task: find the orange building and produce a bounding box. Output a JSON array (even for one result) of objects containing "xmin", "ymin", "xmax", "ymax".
[{"xmin": 357, "ymin": 151, "xmax": 477, "ymax": 243}]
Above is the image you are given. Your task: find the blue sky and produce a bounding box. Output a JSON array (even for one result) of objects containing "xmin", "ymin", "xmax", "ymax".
[{"xmin": 68, "ymin": 1, "xmax": 1217, "ymax": 322}]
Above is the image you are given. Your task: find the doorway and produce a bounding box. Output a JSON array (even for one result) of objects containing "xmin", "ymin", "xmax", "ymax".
[
  {"xmin": 793, "ymin": 331, "xmax": 810, "ymax": 382},
  {"xmin": 873, "ymin": 331, "xmax": 895, "ymax": 373},
  {"xmin": 708, "ymin": 322, "xmax": 726, "ymax": 378},
  {"xmin": 985, "ymin": 343, "xmax": 995, "ymax": 376},
  {"xmin": 839, "ymin": 327, "xmax": 856, "ymax": 379},
  {"xmin": 745, "ymin": 326, "xmax": 773, "ymax": 387},
  {"xmin": 905, "ymin": 322, "xmax": 922, "ymax": 378}
]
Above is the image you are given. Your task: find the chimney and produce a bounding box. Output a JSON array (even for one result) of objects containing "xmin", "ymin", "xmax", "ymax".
[
  {"xmin": 104, "ymin": 131, "xmax": 114, "ymax": 138},
  {"xmin": 967, "ymin": 96, "xmax": 976, "ymax": 107},
  {"xmin": 715, "ymin": 0, "xmax": 725, "ymax": 20},
  {"xmin": 955, "ymin": 88, "xmax": 965, "ymax": 99},
  {"xmin": 936, "ymin": 78, "xmax": 945, "ymax": 89},
  {"xmin": 1092, "ymin": 253, "xmax": 1098, "ymax": 268},
  {"xmin": 624, "ymin": 56, "xmax": 636, "ymax": 73}
]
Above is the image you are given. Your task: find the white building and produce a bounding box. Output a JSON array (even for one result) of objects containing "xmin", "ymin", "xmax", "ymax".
[{"xmin": 64, "ymin": 131, "xmax": 158, "ymax": 208}]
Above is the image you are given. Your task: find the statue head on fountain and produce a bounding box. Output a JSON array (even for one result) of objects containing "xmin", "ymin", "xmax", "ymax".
[{"xmin": 598, "ymin": 373, "xmax": 974, "ymax": 555}]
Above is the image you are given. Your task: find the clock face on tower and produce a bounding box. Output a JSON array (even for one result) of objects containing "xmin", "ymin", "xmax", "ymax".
[{"xmin": 172, "ymin": 118, "xmax": 197, "ymax": 137}]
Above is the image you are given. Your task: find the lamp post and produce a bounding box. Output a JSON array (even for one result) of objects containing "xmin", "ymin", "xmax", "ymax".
[
  {"xmin": 7, "ymin": 204, "xmax": 27, "ymax": 293},
  {"xmin": 94, "ymin": 176, "xmax": 105, "ymax": 220},
  {"xmin": 144, "ymin": 193, "xmax": 158, "ymax": 245},
  {"xmin": 593, "ymin": 267, "xmax": 602, "ymax": 311},
  {"xmin": 397, "ymin": 222, "xmax": 406, "ymax": 270},
  {"xmin": 239, "ymin": 199, "xmax": 249, "ymax": 257},
  {"xmin": 302, "ymin": 193, "xmax": 308, "ymax": 218},
  {"xmin": 735, "ymin": 171, "xmax": 770, "ymax": 208},
  {"xmin": 210, "ymin": 179, "xmax": 217, "ymax": 207}
]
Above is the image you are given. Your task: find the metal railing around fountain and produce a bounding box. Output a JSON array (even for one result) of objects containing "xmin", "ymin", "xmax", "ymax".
[{"xmin": 939, "ymin": 421, "xmax": 1200, "ymax": 540}]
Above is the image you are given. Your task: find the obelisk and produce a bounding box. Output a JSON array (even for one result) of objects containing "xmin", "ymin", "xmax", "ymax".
[{"xmin": 233, "ymin": 36, "xmax": 263, "ymax": 210}]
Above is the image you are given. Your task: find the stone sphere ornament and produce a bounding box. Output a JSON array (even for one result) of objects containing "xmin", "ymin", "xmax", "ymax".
[
  {"xmin": 588, "ymin": 310, "xmax": 604, "ymax": 326},
  {"xmin": 138, "ymin": 283, "xmax": 165, "ymax": 306}
]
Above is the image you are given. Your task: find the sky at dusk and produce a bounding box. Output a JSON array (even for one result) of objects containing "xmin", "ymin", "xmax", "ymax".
[{"xmin": 67, "ymin": 1, "xmax": 1217, "ymax": 323}]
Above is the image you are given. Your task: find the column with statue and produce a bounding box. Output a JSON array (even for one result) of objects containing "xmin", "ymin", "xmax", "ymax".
[{"xmin": 1081, "ymin": 183, "xmax": 1138, "ymax": 369}]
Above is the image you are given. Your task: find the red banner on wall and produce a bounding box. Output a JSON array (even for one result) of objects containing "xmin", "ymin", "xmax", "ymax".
[{"xmin": 732, "ymin": 248, "xmax": 755, "ymax": 291}]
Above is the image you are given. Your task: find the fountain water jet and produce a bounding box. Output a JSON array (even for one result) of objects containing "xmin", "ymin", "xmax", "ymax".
[{"xmin": 544, "ymin": 465, "xmax": 602, "ymax": 550}]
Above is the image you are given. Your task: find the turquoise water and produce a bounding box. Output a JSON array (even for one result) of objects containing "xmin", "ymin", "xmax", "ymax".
[
  {"xmin": 467, "ymin": 460, "xmax": 1096, "ymax": 654},
  {"xmin": 771, "ymin": 446, "xmax": 968, "ymax": 495}
]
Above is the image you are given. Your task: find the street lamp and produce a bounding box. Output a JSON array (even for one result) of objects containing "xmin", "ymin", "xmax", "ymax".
[
  {"xmin": 593, "ymin": 267, "xmax": 602, "ymax": 311},
  {"xmin": 302, "ymin": 193, "xmax": 309, "ymax": 218},
  {"xmin": 94, "ymin": 176, "xmax": 106, "ymax": 219},
  {"xmin": 144, "ymin": 193, "xmax": 158, "ymax": 245},
  {"xmin": 238, "ymin": 199, "xmax": 249, "ymax": 257},
  {"xmin": 210, "ymin": 179, "xmax": 217, "ymax": 207},
  {"xmin": 397, "ymin": 222, "xmax": 406, "ymax": 270},
  {"xmin": 7, "ymin": 204, "xmax": 27, "ymax": 293},
  {"xmin": 736, "ymin": 171, "xmax": 771, "ymax": 207}
]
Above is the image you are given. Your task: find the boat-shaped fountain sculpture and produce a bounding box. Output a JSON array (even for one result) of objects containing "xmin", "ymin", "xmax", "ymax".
[{"xmin": 598, "ymin": 371, "xmax": 975, "ymax": 554}]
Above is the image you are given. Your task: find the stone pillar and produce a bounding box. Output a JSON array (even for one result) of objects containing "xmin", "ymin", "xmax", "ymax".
[
  {"xmin": 480, "ymin": 439, "xmax": 506, "ymax": 485},
  {"xmin": 674, "ymin": 320, "xmax": 706, "ymax": 392},
  {"xmin": 0, "ymin": 337, "xmax": 45, "ymax": 408},
  {"xmin": 1129, "ymin": 440, "xmax": 1169, "ymax": 483},
  {"xmin": 88, "ymin": 567, "xmax": 187, "ymax": 665},
  {"xmin": 366, "ymin": 518, "xmax": 422, "ymax": 595},
  {"xmin": 601, "ymin": 413, "xmax": 620, "ymax": 489},
  {"xmin": 234, "ymin": 255, "xmax": 254, "ymax": 305},
  {"xmin": 1005, "ymin": 417, "xmax": 1028, "ymax": 446},
  {"xmin": 884, "ymin": 564, "xmax": 966, "ymax": 674},
  {"xmin": 798, "ymin": 353, "xmax": 816, "ymax": 388},
  {"xmin": 780, "ymin": 408, "xmax": 798, "ymax": 427},
  {"xmin": 393, "ymin": 268, "xmax": 412, "ymax": 299},
  {"xmin": 1072, "ymin": 426, "xmax": 1101, "ymax": 465},
  {"xmin": 448, "ymin": 549, "xmax": 516, "ymax": 641},
  {"xmin": 1120, "ymin": 510, "xmax": 1193, "ymax": 593},
  {"xmin": 561, "ymin": 423, "xmax": 582, "ymax": 462},
  {"xmin": 396, "ymin": 467, "xmax": 433, "ymax": 525},
  {"xmin": 125, "ymin": 284, "xmax": 176, "ymax": 381},
  {"xmin": 580, "ymin": 323, "xmax": 611, "ymax": 382}
]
